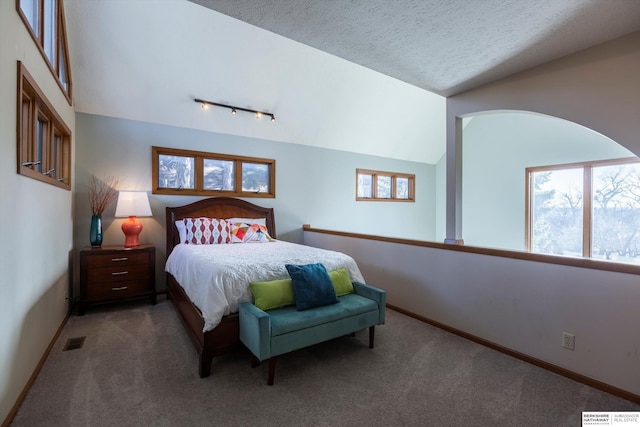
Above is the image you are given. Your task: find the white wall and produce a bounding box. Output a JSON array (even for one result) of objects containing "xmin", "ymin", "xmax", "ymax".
[
  {"xmin": 404, "ymin": 31, "xmax": 640, "ymax": 397},
  {"xmin": 65, "ymin": 0, "xmax": 446, "ymax": 165},
  {"xmin": 445, "ymin": 31, "xmax": 640, "ymax": 242},
  {"xmin": 74, "ymin": 113, "xmax": 436, "ymax": 294},
  {"xmin": 0, "ymin": 2, "xmax": 75, "ymax": 422},
  {"xmin": 462, "ymin": 112, "xmax": 633, "ymax": 250},
  {"xmin": 304, "ymin": 231, "xmax": 640, "ymax": 397}
]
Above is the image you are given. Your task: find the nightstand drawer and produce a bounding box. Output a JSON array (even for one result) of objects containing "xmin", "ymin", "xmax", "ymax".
[
  {"xmin": 86, "ymin": 252, "xmax": 149, "ymax": 268},
  {"xmin": 87, "ymin": 264, "xmax": 150, "ymax": 283},
  {"xmin": 79, "ymin": 244, "xmax": 156, "ymax": 315},
  {"xmin": 86, "ymin": 280, "xmax": 151, "ymax": 301}
]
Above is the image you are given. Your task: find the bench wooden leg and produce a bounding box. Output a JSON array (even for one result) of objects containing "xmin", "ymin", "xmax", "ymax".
[
  {"xmin": 267, "ymin": 357, "xmax": 277, "ymax": 386},
  {"xmin": 369, "ymin": 326, "xmax": 375, "ymax": 349},
  {"xmin": 250, "ymin": 354, "xmax": 259, "ymax": 368}
]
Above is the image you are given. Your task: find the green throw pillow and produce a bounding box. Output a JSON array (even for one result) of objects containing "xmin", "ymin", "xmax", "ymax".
[
  {"xmin": 249, "ymin": 278, "xmax": 295, "ymax": 311},
  {"xmin": 329, "ymin": 268, "xmax": 354, "ymax": 296},
  {"xmin": 249, "ymin": 268, "xmax": 354, "ymax": 311}
]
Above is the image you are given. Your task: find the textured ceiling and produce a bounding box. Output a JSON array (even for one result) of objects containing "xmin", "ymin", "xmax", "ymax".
[{"xmin": 189, "ymin": 0, "xmax": 640, "ymax": 96}]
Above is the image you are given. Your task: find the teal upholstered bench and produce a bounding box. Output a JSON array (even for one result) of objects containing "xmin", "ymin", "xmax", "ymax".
[{"xmin": 239, "ymin": 281, "xmax": 386, "ymax": 385}]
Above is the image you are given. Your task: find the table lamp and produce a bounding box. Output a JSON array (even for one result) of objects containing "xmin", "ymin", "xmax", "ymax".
[{"xmin": 115, "ymin": 191, "xmax": 152, "ymax": 248}]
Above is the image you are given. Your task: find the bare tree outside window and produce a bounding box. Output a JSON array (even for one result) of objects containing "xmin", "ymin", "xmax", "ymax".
[
  {"xmin": 204, "ymin": 159, "xmax": 234, "ymax": 191},
  {"xmin": 242, "ymin": 163, "xmax": 270, "ymax": 193},
  {"xmin": 528, "ymin": 158, "xmax": 640, "ymax": 264},
  {"xmin": 531, "ymin": 169, "xmax": 583, "ymax": 257},
  {"xmin": 158, "ymin": 154, "xmax": 194, "ymax": 189},
  {"xmin": 592, "ymin": 163, "xmax": 640, "ymax": 263}
]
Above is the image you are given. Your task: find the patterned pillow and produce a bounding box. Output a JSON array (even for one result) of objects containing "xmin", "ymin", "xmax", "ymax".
[
  {"xmin": 183, "ymin": 218, "xmax": 231, "ymax": 244},
  {"xmin": 230, "ymin": 222, "xmax": 274, "ymax": 243}
]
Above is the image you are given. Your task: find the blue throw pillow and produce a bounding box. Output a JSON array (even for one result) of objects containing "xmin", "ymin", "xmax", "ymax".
[{"xmin": 285, "ymin": 263, "xmax": 339, "ymax": 311}]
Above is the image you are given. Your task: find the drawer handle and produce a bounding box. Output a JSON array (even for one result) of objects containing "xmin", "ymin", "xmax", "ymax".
[
  {"xmin": 111, "ymin": 271, "xmax": 129, "ymax": 276},
  {"xmin": 111, "ymin": 257, "xmax": 128, "ymax": 262},
  {"xmin": 111, "ymin": 286, "xmax": 128, "ymax": 291}
]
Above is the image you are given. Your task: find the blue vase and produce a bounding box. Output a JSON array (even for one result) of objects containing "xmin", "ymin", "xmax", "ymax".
[{"xmin": 90, "ymin": 214, "xmax": 103, "ymax": 247}]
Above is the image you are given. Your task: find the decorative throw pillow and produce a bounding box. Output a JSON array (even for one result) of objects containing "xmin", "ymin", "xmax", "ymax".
[
  {"xmin": 230, "ymin": 222, "xmax": 274, "ymax": 243},
  {"xmin": 249, "ymin": 278, "xmax": 295, "ymax": 311},
  {"xmin": 227, "ymin": 217, "xmax": 267, "ymax": 226},
  {"xmin": 328, "ymin": 268, "xmax": 354, "ymax": 296},
  {"xmin": 183, "ymin": 218, "xmax": 231, "ymax": 244},
  {"xmin": 285, "ymin": 263, "xmax": 339, "ymax": 311}
]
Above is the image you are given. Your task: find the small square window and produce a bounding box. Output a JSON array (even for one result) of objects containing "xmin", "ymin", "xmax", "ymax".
[
  {"xmin": 158, "ymin": 154, "xmax": 195, "ymax": 190},
  {"xmin": 242, "ymin": 162, "xmax": 270, "ymax": 193},
  {"xmin": 356, "ymin": 169, "xmax": 414, "ymax": 202},
  {"xmin": 204, "ymin": 159, "xmax": 234, "ymax": 191},
  {"xmin": 357, "ymin": 173, "xmax": 373, "ymax": 198},
  {"xmin": 376, "ymin": 176, "xmax": 392, "ymax": 198}
]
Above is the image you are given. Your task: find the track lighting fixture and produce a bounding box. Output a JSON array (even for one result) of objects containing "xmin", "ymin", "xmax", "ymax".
[{"xmin": 195, "ymin": 98, "xmax": 275, "ymax": 122}]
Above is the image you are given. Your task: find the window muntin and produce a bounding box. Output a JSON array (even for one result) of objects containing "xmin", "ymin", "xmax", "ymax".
[
  {"xmin": 17, "ymin": 0, "xmax": 72, "ymax": 102},
  {"xmin": 527, "ymin": 158, "xmax": 640, "ymax": 264},
  {"xmin": 356, "ymin": 169, "xmax": 415, "ymax": 202},
  {"xmin": 17, "ymin": 62, "xmax": 71, "ymax": 190},
  {"xmin": 153, "ymin": 147, "xmax": 276, "ymax": 198}
]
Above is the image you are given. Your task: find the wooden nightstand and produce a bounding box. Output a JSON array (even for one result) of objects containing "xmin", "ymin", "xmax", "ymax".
[{"xmin": 79, "ymin": 244, "xmax": 156, "ymax": 315}]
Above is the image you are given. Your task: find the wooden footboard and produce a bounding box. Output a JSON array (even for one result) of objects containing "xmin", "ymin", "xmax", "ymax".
[{"xmin": 167, "ymin": 274, "xmax": 240, "ymax": 377}]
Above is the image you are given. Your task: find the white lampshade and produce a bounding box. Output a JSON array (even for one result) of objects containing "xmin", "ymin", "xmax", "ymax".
[{"xmin": 115, "ymin": 191, "xmax": 152, "ymax": 217}]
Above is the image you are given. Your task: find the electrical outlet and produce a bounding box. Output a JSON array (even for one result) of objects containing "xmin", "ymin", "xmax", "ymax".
[{"xmin": 562, "ymin": 332, "xmax": 575, "ymax": 350}]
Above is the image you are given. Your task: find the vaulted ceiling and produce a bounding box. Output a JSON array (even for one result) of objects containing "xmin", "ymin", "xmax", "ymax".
[{"xmin": 190, "ymin": 0, "xmax": 640, "ymax": 96}]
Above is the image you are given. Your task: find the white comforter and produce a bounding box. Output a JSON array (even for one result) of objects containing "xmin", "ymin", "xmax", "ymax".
[{"xmin": 165, "ymin": 241, "xmax": 365, "ymax": 332}]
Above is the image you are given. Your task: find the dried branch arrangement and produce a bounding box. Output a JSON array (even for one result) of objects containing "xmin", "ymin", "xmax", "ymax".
[{"xmin": 87, "ymin": 175, "xmax": 119, "ymax": 215}]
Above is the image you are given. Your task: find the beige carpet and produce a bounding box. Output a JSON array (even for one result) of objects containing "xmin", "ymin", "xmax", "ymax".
[{"xmin": 11, "ymin": 298, "xmax": 639, "ymax": 426}]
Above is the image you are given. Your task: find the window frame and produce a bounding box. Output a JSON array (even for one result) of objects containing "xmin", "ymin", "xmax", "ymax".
[
  {"xmin": 16, "ymin": 0, "xmax": 72, "ymax": 104},
  {"xmin": 152, "ymin": 146, "xmax": 276, "ymax": 198},
  {"xmin": 525, "ymin": 156, "xmax": 640, "ymax": 259},
  {"xmin": 356, "ymin": 168, "xmax": 415, "ymax": 202},
  {"xmin": 17, "ymin": 61, "xmax": 72, "ymax": 190}
]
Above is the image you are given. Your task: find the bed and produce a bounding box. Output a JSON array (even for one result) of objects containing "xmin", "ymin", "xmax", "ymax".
[{"xmin": 165, "ymin": 197, "xmax": 364, "ymax": 377}]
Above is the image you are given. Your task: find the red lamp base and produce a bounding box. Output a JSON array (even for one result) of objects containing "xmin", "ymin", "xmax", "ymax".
[{"xmin": 121, "ymin": 216, "xmax": 143, "ymax": 248}]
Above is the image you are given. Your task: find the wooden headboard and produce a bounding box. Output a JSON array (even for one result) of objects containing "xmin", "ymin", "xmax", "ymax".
[{"xmin": 165, "ymin": 197, "xmax": 276, "ymax": 256}]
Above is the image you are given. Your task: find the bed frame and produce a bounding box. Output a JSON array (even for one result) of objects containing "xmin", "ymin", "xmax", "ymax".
[{"xmin": 165, "ymin": 197, "xmax": 276, "ymax": 377}]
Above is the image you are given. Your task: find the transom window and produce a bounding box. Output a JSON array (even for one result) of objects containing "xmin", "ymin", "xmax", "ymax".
[
  {"xmin": 526, "ymin": 157, "xmax": 640, "ymax": 264},
  {"xmin": 152, "ymin": 147, "xmax": 275, "ymax": 198},
  {"xmin": 17, "ymin": 62, "xmax": 71, "ymax": 190},
  {"xmin": 356, "ymin": 169, "xmax": 415, "ymax": 202},
  {"xmin": 16, "ymin": 0, "xmax": 72, "ymax": 102}
]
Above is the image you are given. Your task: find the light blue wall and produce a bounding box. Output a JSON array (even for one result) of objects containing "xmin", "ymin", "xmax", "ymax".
[
  {"xmin": 462, "ymin": 112, "xmax": 634, "ymax": 250},
  {"xmin": 74, "ymin": 113, "xmax": 436, "ymax": 290}
]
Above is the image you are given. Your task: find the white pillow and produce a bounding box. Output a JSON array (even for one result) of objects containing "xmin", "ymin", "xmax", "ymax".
[
  {"xmin": 175, "ymin": 220, "xmax": 187, "ymax": 243},
  {"xmin": 226, "ymin": 217, "xmax": 266, "ymax": 226}
]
